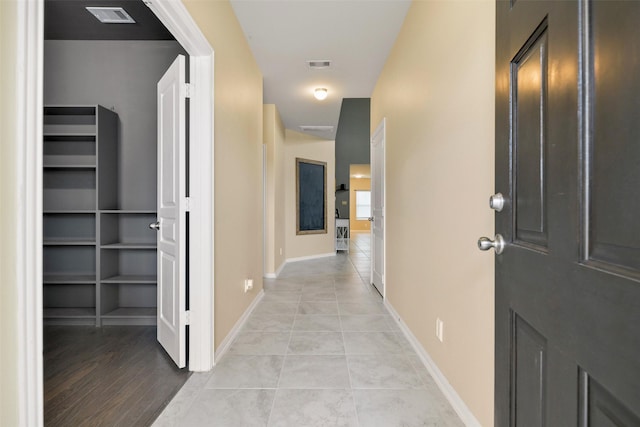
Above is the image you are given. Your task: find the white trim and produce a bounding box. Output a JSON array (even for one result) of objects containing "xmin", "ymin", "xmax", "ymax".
[
  {"xmin": 371, "ymin": 118, "xmax": 386, "ymax": 297},
  {"xmin": 264, "ymin": 260, "xmax": 287, "ymax": 279},
  {"xmin": 263, "ymin": 144, "xmax": 268, "ymax": 276},
  {"xmin": 214, "ymin": 290, "xmax": 265, "ymax": 363},
  {"xmin": 384, "ymin": 300, "xmax": 482, "ymax": 427},
  {"xmin": 15, "ymin": 0, "xmax": 44, "ymax": 424},
  {"xmin": 265, "ymin": 253, "xmax": 337, "ymax": 278},
  {"xmin": 145, "ymin": 0, "xmax": 215, "ymax": 371},
  {"xmin": 286, "ymin": 252, "xmax": 336, "ymax": 263}
]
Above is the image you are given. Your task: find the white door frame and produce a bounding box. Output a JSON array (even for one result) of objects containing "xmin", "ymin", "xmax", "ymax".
[
  {"xmin": 371, "ymin": 118, "xmax": 386, "ymax": 297},
  {"xmin": 147, "ymin": 0, "xmax": 215, "ymax": 373},
  {"xmin": 14, "ymin": 0, "xmax": 215, "ymax": 423}
]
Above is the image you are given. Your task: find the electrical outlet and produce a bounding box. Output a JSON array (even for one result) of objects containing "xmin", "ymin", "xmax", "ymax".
[
  {"xmin": 279, "ymin": 248, "xmax": 283, "ymax": 256},
  {"xmin": 244, "ymin": 279, "xmax": 253, "ymax": 293},
  {"xmin": 436, "ymin": 318, "xmax": 444, "ymax": 342}
]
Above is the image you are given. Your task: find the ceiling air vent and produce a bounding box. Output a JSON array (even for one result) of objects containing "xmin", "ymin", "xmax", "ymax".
[
  {"xmin": 300, "ymin": 125, "xmax": 334, "ymax": 133},
  {"xmin": 307, "ymin": 60, "xmax": 332, "ymax": 70},
  {"xmin": 86, "ymin": 7, "xmax": 136, "ymax": 24}
]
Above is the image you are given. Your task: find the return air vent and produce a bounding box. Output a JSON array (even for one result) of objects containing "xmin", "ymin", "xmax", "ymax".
[
  {"xmin": 300, "ymin": 125, "xmax": 334, "ymax": 133},
  {"xmin": 86, "ymin": 7, "xmax": 136, "ymax": 24},
  {"xmin": 307, "ymin": 60, "xmax": 332, "ymax": 70}
]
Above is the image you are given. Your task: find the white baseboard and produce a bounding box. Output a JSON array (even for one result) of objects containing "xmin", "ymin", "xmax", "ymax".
[
  {"xmin": 384, "ymin": 300, "xmax": 482, "ymax": 427},
  {"xmin": 286, "ymin": 252, "xmax": 336, "ymax": 263},
  {"xmin": 265, "ymin": 253, "xmax": 337, "ymax": 279},
  {"xmin": 214, "ymin": 289, "xmax": 265, "ymax": 364},
  {"xmin": 264, "ymin": 260, "xmax": 286, "ymax": 279}
]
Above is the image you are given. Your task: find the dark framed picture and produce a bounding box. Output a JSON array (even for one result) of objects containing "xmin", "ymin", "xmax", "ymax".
[{"xmin": 296, "ymin": 158, "xmax": 327, "ymax": 235}]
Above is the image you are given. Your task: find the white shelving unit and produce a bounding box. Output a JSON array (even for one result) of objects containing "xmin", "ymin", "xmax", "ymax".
[{"xmin": 336, "ymin": 218, "xmax": 350, "ymax": 252}]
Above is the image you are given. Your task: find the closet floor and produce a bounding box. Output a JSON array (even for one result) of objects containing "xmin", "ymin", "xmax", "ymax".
[{"xmin": 44, "ymin": 325, "xmax": 190, "ymax": 426}]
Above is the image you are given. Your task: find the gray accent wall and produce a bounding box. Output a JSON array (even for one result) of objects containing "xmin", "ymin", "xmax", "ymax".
[
  {"xmin": 335, "ymin": 98, "xmax": 371, "ymax": 218},
  {"xmin": 44, "ymin": 40, "xmax": 187, "ymax": 209}
]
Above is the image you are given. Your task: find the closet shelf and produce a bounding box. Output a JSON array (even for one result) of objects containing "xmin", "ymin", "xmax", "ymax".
[
  {"xmin": 43, "ymin": 274, "xmax": 96, "ymax": 284},
  {"xmin": 100, "ymin": 209, "xmax": 157, "ymax": 214},
  {"xmin": 101, "ymin": 275, "xmax": 157, "ymax": 284},
  {"xmin": 44, "ymin": 238, "xmax": 96, "ymax": 246},
  {"xmin": 101, "ymin": 243, "xmax": 157, "ymax": 249},
  {"xmin": 44, "ymin": 307, "xmax": 95, "ymax": 318},
  {"xmin": 44, "ymin": 164, "xmax": 96, "ymax": 169},
  {"xmin": 44, "ymin": 209, "xmax": 96, "ymax": 214},
  {"xmin": 102, "ymin": 307, "xmax": 156, "ymax": 318}
]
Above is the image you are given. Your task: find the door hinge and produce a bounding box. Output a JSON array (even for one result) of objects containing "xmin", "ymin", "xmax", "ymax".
[
  {"xmin": 184, "ymin": 197, "xmax": 191, "ymax": 212},
  {"xmin": 183, "ymin": 310, "xmax": 191, "ymax": 325},
  {"xmin": 184, "ymin": 83, "xmax": 192, "ymax": 99}
]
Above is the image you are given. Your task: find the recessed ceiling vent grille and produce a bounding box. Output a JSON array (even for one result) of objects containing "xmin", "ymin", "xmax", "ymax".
[
  {"xmin": 86, "ymin": 7, "xmax": 136, "ymax": 24},
  {"xmin": 307, "ymin": 60, "xmax": 332, "ymax": 70},
  {"xmin": 300, "ymin": 125, "xmax": 334, "ymax": 133}
]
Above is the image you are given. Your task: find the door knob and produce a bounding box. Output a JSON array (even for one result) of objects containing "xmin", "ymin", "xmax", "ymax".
[
  {"xmin": 368, "ymin": 217, "xmax": 374, "ymax": 222},
  {"xmin": 478, "ymin": 234, "xmax": 505, "ymax": 254},
  {"xmin": 489, "ymin": 193, "xmax": 505, "ymax": 212},
  {"xmin": 149, "ymin": 221, "xmax": 160, "ymax": 231}
]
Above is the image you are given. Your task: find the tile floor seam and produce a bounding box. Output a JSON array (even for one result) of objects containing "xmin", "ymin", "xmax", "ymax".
[
  {"xmin": 338, "ymin": 295, "xmax": 363, "ymax": 427},
  {"xmin": 265, "ymin": 297, "xmax": 295, "ymax": 427}
]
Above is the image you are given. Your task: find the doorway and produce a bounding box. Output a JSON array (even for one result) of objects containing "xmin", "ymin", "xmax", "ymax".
[
  {"xmin": 14, "ymin": 0, "xmax": 215, "ymax": 423},
  {"xmin": 42, "ymin": 4, "xmax": 192, "ymax": 423}
]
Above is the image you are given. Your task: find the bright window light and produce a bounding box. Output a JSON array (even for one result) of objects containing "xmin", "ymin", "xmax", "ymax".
[{"xmin": 355, "ymin": 190, "xmax": 371, "ymax": 220}]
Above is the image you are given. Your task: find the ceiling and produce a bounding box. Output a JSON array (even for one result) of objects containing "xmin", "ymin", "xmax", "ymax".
[
  {"xmin": 45, "ymin": 0, "xmax": 173, "ymax": 40},
  {"xmin": 230, "ymin": 0, "xmax": 411, "ymax": 139},
  {"xmin": 45, "ymin": 0, "xmax": 411, "ymax": 140}
]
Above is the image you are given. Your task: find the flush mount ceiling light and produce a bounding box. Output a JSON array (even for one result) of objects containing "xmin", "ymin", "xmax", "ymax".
[
  {"xmin": 86, "ymin": 7, "xmax": 136, "ymax": 24},
  {"xmin": 314, "ymin": 88, "xmax": 328, "ymax": 101}
]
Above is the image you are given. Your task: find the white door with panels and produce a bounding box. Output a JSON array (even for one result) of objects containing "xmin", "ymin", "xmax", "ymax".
[
  {"xmin": 370, "ymin": 119, "xmax": 385, "ymax": 297},
  {"xmin": 153, "ymin": 54, "xmax": 187, "ymax": 368}
]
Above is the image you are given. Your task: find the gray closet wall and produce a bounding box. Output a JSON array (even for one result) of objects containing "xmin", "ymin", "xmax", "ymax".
[{"xmin": 44, "ymin": 40, "xmax": 188, "ymax": 209}]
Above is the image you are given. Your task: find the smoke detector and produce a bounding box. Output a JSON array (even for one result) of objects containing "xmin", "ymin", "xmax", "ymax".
[
  {"xmin": 300, "ymin": 125, "xmax": 334, "ymax": 133},
  {"xmin": 307, "ymin": 60, "xmax": 332, "ymax": 70},
  {"xmin": 86, "ymin": 7, "xmax": 136, "ymax": 24}
]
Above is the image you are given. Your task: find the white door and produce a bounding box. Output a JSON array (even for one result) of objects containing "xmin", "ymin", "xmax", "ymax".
[
  {"xmin": 371, "ymin": 119, "xmax": 385, "ymax": 296},
  {"xmin": 154, "ymin": 55, "xmax": 187, "ymax": 368}
]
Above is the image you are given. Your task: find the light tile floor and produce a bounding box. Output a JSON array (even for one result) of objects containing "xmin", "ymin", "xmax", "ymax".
[{"xmin": 153, "ymin": 232, "xmax": 463, "ymax": 427}]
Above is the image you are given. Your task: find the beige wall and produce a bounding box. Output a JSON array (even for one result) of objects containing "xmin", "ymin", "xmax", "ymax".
[
  {"xmin": 182, "ymin": 0, "xmax": 264, "ymax": 350},
  {"xmin": 349, "ymin": 177, "xmax": 371, "ymax": 231},
  {"xmin": 263, "ymin": 105, "xmax": 287, "ymax": 275},
  {"xmin": 0, "ymin": 0, "xmax": 20, "ymax": 424},
  {"xmin": 284, "ymin": 130, "xmax": 336, "ymax": 260},
  {"xmin": 371, "ymin": 1, "xmax": 495, "ymax": 425}
]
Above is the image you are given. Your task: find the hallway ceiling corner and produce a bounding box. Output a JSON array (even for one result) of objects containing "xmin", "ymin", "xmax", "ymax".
[{"xmin": 230, "ymin": 0, "xmax": 411, "ymax": 140}]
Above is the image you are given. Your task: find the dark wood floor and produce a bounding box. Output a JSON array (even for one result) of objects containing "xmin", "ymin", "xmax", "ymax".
[{"xmin": 44, "ymin": 326, "xmax": 190, "ymax": 427}]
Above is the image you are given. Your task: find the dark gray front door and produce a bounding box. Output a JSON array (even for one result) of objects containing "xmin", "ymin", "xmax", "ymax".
[{"xmin": 495, "ymin": 1, "xmax": 640, "ymax": 425}]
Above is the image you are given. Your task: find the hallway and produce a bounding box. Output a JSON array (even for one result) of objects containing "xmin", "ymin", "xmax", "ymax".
[{"xmin": 153, "ymin": 245, "xmax": 463, "ymax": 426}]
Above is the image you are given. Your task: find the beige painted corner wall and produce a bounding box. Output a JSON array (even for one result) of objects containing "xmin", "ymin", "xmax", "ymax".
[
  {"xmin": 349, "ymin": 178, "xmax": 371, "ymax": 231},
  {"xmin": 371, "ymin": 1, "xmax": 495, "ymax": 425},
  {"xmin": 284, "ymin": 130, "xmax": 336, "ymax": 260},
  {"xmin": 0, "ymin": 1, "xmax": 20, "ymax": 424},
  {"xmin": 182, "ymin": 0, "xmax": 264, "ymax": 350},
  {"xmin": 263, "ymin": 105, "xmax": 286, "ymax": 275}
]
